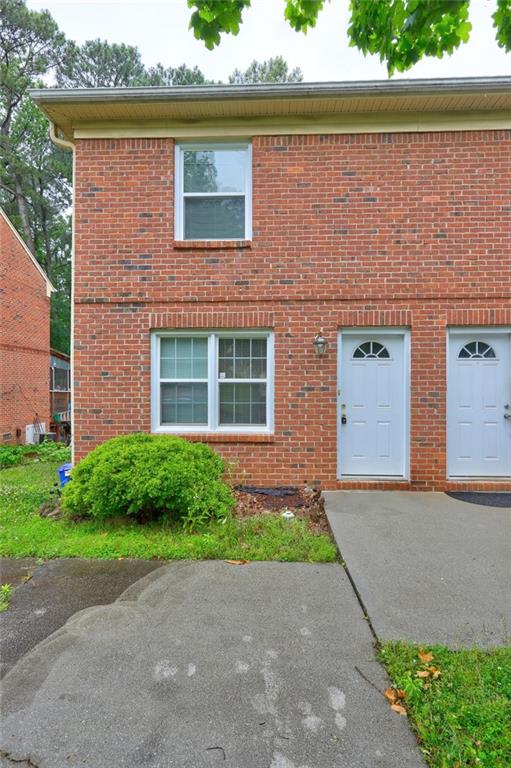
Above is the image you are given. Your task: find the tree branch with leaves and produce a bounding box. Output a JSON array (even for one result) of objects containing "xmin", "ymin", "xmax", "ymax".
[{"xmin": 188, "ymin": 0, "xmax": 511, "ymax": 75}]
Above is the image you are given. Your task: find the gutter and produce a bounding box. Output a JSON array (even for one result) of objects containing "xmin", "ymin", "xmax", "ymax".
[{"xmin": 30, "ymin": 76, "xmax": 511, "ymax": 106}]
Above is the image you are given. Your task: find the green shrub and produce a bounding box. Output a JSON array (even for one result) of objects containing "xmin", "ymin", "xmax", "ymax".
[
  {"xmin": 35, "ymin": 441, "xmax": 71, "ymax": 463},
  {"xmin": 0, "ymin": 441, "xmax": 70, "ymax": 469},
  {"xmin": 61, "ymin": 433, "xmax": 234, "ymax": 528},
  {"xmin": 0, "ymin": 446, "xmax": 25, "ymax": 468}
]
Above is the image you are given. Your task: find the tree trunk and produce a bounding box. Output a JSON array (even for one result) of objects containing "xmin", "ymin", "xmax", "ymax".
[{"xmin": 13, "ymin": 174, "xmax": 36, "ymax": 255}]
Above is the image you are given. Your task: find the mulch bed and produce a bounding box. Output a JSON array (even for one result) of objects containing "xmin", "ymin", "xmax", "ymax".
[
  {"xmin": 38, "ymin": 485, "xmax": 331, "ymax": 534},
  {"xmin": 233, "ymin": 485, "xmax": 330, "ymax": 534}
]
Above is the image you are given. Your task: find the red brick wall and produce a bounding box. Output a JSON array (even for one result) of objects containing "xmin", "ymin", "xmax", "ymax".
[
  {"xmin": 73, "ymin": 131, "xmax": 511, "ymax": 489},
  {"xmin": 0, "ymin": 215, "xmax": 50, "ymax": 441}
]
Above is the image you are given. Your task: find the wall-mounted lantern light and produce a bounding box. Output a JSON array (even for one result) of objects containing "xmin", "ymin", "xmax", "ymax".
[{"xmin": 313, "ymin": 330, "xmax": 328, "ymax": 357}]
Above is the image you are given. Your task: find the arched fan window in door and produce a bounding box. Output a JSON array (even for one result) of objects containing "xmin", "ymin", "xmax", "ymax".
[
  {"xmin": 352, "ymin": 341, "xmax": 390, "ymax": 359},
  {"xmin": 458, "ymin": 341, "xmax": 496, "ymax": 359}
]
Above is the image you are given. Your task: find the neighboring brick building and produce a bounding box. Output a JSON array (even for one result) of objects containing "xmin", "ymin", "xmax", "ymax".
[
  {"xmin": 0, "ymin": 208, "xmax": 54, "ymax": 443},
  {"xmin": 32, "ymin": 78, "xmax": 511, "ymax": 489}
]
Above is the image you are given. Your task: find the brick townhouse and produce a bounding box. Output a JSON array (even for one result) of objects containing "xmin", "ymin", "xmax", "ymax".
[
  {"xmin": 32, "ymin": 78, "xmax": 511, "ymax": 489},
  {"xmin": 0, "ymin": 208, "xmax": 54, "ymax": 443}
]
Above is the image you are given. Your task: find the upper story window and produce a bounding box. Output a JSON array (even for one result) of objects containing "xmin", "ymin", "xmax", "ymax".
[{"xmin": 175, "ymin": 142, "xmax": 252, "ymax": 241}]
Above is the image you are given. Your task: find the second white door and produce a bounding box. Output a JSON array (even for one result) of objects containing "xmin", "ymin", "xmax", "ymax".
[{"xmin": 448, "ymin": 332, "xmax": 511, "ymax": 477}]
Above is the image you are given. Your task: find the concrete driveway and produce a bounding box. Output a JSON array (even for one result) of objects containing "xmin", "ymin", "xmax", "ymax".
[
  {"xmin": 0, "ymin": 561, "xmax": 423, "ymax": 767},
  {"xmin": 324, "ymin": 491, "xmax": 511, "ymax": 648}
]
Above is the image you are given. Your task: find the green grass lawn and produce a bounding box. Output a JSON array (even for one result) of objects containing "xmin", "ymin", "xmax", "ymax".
[
  {"xmin": 381, "ymin": 642, "xmax": 511, "ymax": 768},
  {"xmin": 0, "ymin": 461, "xmax": 337, "ymax": 563}
]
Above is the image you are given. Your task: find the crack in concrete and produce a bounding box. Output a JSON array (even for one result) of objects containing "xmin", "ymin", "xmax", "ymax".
[{"xmin": 0, "ymin": 750, "xmax": 40, "ymax": 768}]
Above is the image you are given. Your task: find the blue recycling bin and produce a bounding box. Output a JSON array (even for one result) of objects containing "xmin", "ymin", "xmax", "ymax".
[{"xmin": 58, "ymin": 462, "xmax": 73, "ymax": 487}]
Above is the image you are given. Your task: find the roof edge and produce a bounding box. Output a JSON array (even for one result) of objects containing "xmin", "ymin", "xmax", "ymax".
[
  {"xmin": 29, "ymin": 76, "xmax": 511, "ymax": 105},
  {"xmin": 0, "ymin": 208, "xmax": 56, "ymax": 295}
]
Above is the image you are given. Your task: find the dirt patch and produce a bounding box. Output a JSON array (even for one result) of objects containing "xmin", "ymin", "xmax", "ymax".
[
  {"xmin": 39, "ymin": 497, "xmax": 63, "ymax": 520},
  {"xmin": 233, "ymin": 486, "xmax": 330, "ymax": 534}
]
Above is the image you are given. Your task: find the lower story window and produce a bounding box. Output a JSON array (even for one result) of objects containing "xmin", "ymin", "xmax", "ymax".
[{"xmin": 152, "ymin": 331, "xmax": 274, "ymax": 433}]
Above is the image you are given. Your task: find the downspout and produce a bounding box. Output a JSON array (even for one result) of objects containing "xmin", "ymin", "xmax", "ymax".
[
  {"xmin": 49, "ymin": 120, "xmax": 75, "ymax": 152},
  {"xmin": 48, "ymin": 121, "xmax": 76, "ymax": 464}
]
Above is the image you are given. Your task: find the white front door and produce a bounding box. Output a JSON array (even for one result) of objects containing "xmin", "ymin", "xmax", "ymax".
[
  {"xmin": 339, "ymin": 332, "xmax": 407, "ymax": 477},
  {"xmin": 448, "ymin": 332, "xmax": 511, "ymax": 477}
]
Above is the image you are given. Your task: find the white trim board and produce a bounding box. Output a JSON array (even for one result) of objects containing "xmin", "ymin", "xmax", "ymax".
[{"xmin": 72, "ymin": 111, "xmax": 511, "ymax": 140}]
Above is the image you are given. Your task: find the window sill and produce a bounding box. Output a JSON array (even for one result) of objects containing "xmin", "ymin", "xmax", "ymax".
[
  {"xmin": 154, "ymin": 431, "xmax": 274, "ymax": 444},
  {"xmin": 173, "ymin": 240, "xmax": 252, "ymax": 250}
]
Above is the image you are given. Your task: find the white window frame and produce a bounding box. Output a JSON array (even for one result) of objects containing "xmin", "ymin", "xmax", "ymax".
[
  {"xmin": 174, "ymin": 141, "xmax": 252, "ymax": 241},
  {"xmin": 151, "ymin": 330, "xmax": 274, "ymax": 434}
]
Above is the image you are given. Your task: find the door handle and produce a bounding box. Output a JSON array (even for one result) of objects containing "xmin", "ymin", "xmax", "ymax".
[
  {"xmin": 341, "ymin": 415, "xmax": 347, "ymax": 425},
  {"xmin": 504, "ymin": 413, "xmax": 511, "ymax": 420}
]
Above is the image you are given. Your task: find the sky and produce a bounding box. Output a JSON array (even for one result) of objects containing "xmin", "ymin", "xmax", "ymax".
[{"xmin": 28, "ymin": 0, "xmax": 511, "ymax": 83}]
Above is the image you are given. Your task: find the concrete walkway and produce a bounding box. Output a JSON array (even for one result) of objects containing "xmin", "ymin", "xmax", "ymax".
[
  {"xmin": 324, "ymin": 491, "xmax": 511, "ymax": 648},
  {"xmin": 1, "ymin": 561, "xmax": 424, "ymax": 767},
  {"xmin": 0, "ymin": 557, "xmax": 163, "ymax": 677}
]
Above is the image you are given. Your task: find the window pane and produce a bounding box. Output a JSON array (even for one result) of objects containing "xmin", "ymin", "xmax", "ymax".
[
  {"xmin": 234, "ymin": 358, "xmax": 251, "ymax": 378},
  {"xmin": 54, "ymin": 368, "xmax": 69, "ymax": 390},
  {"xmin": 176, "ymin": 337, "xmax": 192, "ymax": 356},
  {"xmin": 233, "ymin": 338, "xmax": 252, "ymax": 379},
  {"xmin": 234, "ymin": 383, "xmax": 251, "ymax": 403},
  {"xmin": 251, "ymin": 383, "xmax": 267, "ymax": 402},
  {"xmin": 251, "ymin": 358, "xmax": 267, "ymax": 378},
  {"xmin": 175, "ymin": 358, "xmax": 193, "ymax": 378},
  {"xmin": 192, "ymin": 357, "xmax": 208, "ymax": 378},
  {"xmin": 160, "ymin": 338, "xmax": 176, "ymax": 378},
  {"xmin": 218, "ymin": 358, "xmax": 234, "ymax": 378},
  {"xmin": 251, "ymin": 339, "xmax": 267, "ymax": 357},
  {"xmin": 184, "ymin": 197, "xmax": 245, "ymax": 240},
  {"xmin": 161, "ymin": 383, "xmax": 208, "ymax": 425},
  {"xmin": 219, "ymin": 402, "xmax": 234, "ymax": 424},
  {"xmin": 219, "ymin": 383, "xmax": 232, "ymax": 401},
  {"xmin": 251, "ymin": 403, "xmax": 266, "ymax": 424},
  {"xmin": 193, "ymin": 337, "xmax": 208, "ymax": 356},
  {"xmin": 183, "ymin": 149, "xmax": 246, "ymax": 193},
  {"xmin": 235, "ymin": 339, "xmax": 250, "ymax": 357},
  {"xmin": 234, "ymin": 403, "xmax": 251, "ymax": 423},
  {"xmin": 219, "ymin": 383, "xmax": 266, "ymax": 426},
  {"xmin": 161, "ymin": 336, "xmax": 208, "ymax": 379},
  {"xmin": 219, "ymin": 338, "xmax": 234, "ymax": 357}
]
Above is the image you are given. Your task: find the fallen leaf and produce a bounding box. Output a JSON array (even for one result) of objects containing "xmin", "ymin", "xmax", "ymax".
[
  {"xmin": 418, "ymin": 649, "xmax": 434, "ymax": 664},
  {"xmin": 225, "ymin": 559, "xmax": 249, "ymax": 565},
  {"xmin": 423, "ymin": 683, "xmax": 430, "ymax": 690},
  {"xmin": 390, "ymin": 703, "xmax": 407, "ymax": 715},
  {"xmin": 384, "ymin": 688, "xmax": 397, "ymax": 704},
  {"xmin": 396, "ymin": 689, "xmax": 406, "ymax": 699},
  {"xmin": 429, "ymin": 667, "xmax": 441, "ymax": 679},
  {"xmin": 416, "ymin": 670, "xmax": 430, "ymax": 678}
]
